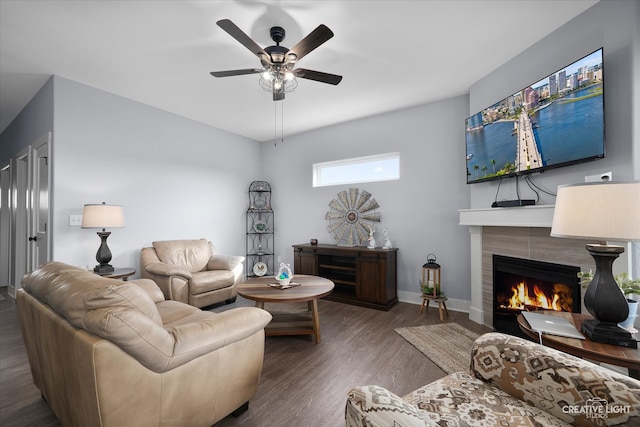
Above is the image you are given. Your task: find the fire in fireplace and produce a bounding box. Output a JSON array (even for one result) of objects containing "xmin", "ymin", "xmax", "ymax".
[
  {"xmin": 493, "ymin": 255, "xmax": 581, "ymax": 335},
  {"xmin": 501, "ymin": 281, "xmax": 573, "ymax": 312}
]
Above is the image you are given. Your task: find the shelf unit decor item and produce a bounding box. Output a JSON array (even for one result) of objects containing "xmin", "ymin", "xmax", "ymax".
[
  {"xmin": 293, "ymin": 243, "xmax": 398, "ymax": 310},
  {"xmin": 246, "ymin": 181, "xmax": 274, "ymax": 278},
  {"xmin": 325, "ymin": 188, "xmax": 381, "ymax": 247}
]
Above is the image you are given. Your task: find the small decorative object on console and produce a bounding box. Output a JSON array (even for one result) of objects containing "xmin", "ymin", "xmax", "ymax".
[
  {"xmin": 367, "ymin": 225, "xmax": 377, "ymax": 249},
  {"xmin": 382, "ymin": 229, "xmax": 392, "ymax": 249}
]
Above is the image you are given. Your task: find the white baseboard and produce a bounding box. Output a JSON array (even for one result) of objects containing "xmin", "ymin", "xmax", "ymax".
[
  {"xmin": 468, "ymin": 306, "xmax": 484, "ymax": 324},
  {"xmin": 397, "ymin": 290, "xmax": 471, "ymax": 315}
]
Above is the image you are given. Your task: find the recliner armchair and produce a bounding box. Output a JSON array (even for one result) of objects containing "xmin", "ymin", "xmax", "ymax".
[
  {"xmin": 18, "ymin": 261, "xmax": 271, "ymax": 427},
  {"xmin": 141, "ymin": 239, "xmax": 244, "ymax": 308}
]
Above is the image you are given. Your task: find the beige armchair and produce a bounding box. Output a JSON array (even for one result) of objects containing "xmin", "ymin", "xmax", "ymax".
[
  {"xmin": 141, "ymin": 238, "xmax": 244, "ymax": 308},
  {"xmin": 18, "ymin": 261, "xmax": 271, "ymax": 427}
]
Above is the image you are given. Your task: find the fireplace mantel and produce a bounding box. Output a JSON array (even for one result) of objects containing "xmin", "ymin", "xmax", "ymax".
[
  {"xmin": 459, "ymin": 204, "xmax": 555, "ymax": 228},
  {"xmin": 459, "ymin": 204, "xmax": 560, "ymax": 325},
  {"xmin": 459, "ymin": 204, "xmax": 629, "ymax": 327}
]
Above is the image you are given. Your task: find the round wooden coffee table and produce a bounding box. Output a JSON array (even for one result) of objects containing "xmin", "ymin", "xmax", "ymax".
[{"xmin": 237, "ymin": 275, "xmax": 334, "ymax": 344}]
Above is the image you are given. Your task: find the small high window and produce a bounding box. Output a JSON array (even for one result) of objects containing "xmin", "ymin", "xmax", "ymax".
[{"xmin": 313, "ymin": 152, "xmax": 400, "ymax": 187}]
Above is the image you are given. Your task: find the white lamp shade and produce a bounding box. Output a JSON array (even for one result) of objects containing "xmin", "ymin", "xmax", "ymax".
[
  {"xmin": 81, "ymin": 204, "xmax": 125, "ymax": 228},
  {"xmin": 550, "ymin": 181, "xmax": 640, "ymax": 241}
]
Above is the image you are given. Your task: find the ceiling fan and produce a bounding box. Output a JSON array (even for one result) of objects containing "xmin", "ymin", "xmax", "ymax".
[{"xmin": 211, "ymin": 19, "xmax": 342, "ymax": 101}]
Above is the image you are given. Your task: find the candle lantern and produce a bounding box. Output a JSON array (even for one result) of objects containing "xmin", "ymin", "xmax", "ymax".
[
  {"xmin": 419, "ymin": 253, "xmax": 449, "ymax": 320},
  {"xmin": 421, "ymin": 254, "xmax": 441, "ymax": 296}
]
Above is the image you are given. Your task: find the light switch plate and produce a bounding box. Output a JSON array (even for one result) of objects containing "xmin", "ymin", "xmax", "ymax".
[{"xmin": 69, "ymin": 214, "xmax": 83, "ymax": 226}]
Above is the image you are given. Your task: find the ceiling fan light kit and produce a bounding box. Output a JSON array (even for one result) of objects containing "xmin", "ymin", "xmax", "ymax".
[{"xmin": 211, "ymin": 19, "xmax": 342, "ymax": 101}]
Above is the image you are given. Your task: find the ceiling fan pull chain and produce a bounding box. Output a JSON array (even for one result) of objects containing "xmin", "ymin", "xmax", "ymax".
[{"xmin": 273, "ymin": 101, "xmax": 285, "ymax": 146}]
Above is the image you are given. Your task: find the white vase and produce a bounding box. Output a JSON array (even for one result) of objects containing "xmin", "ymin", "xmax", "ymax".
[{"xmin": 619, "ymin": 299, "xmax": 638, "ymax": 330}]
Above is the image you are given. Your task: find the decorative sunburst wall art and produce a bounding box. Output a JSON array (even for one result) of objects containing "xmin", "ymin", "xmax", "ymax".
[{"xmin": 325, "ymin": 188, "xmax": 381, "ymax": 246}]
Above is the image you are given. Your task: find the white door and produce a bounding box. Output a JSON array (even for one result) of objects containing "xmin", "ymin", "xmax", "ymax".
[
  {"xmin": 0, "ymin": 162, "xmax": 12, "ymax": 287},
  {"xmin": 32, "ymin": 136, "xmax": 50, "ymax": 268},
  {"xmin": 8, "ymin": 133, "xmax": 51, "ymax": 297},
  {"xmin": 11, "ymin": 146, "xmax": 31, "ymax": 295}
]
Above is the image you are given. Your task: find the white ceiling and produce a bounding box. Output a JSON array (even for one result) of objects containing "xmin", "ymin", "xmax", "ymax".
[{"xmin": 0, "ymin": 0, "xmax": 599, "ymax": 142}]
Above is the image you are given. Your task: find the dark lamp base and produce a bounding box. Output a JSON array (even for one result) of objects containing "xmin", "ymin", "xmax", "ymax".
[
  {"xmin": 581, "ymin": 319, "xmax": 637, "ymax": 349},
  {"xmin": 93, "ymin": 230, "xmax": 114, "ymax": 275},
  {"xmin": 94, "ymin": 264, "xmax": 115, "ymax": 274}
]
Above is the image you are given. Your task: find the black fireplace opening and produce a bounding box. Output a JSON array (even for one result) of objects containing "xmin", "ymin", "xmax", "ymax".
[{"xmin": 493, "ymin": 255, "xmax": 581, "ymax": 336}]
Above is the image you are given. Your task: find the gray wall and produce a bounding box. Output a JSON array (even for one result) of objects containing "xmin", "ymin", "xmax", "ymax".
[
  {"xmin": 260, "ymin": 95, "xmax": 472, "ymax": 304},
  {"xmin": 51, "ymin": 76, "xmax": 262, "ymax": 269},
  {"xmin": 468, "ymin": 0, "xmax": 638, "ymax": 208},
  {"xmin": 2, "ymin": 76, "xmax": 262, "ymax": 272},
  {"xmin": 0, "ymin": 77, "xmax": 53, "ymax": 166}
]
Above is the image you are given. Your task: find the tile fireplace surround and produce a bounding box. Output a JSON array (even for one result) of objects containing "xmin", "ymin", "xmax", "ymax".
[{"xmin": 459, "ymin": 205, "xmax": 631, "ymax": 328}]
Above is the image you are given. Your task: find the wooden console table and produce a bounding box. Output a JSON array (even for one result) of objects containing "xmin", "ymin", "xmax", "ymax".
[{"xmin": 293, "ymin": 244, "xmax": 398, "ymax": 310}]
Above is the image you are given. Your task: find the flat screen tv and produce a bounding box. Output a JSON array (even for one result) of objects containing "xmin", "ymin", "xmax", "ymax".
[{"xmin": 465, "ymin": 47, "xmax": 604, "ymax": 184}]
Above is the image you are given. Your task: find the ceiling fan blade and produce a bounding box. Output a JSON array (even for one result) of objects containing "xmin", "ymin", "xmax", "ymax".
[
  {"xmin": 210, "ymin": 69, "xmax": 262, "ymax": 77},
  {"xmin": 217, "ymin": 19, "xmax": 269, "ymax": 60},
  {"xmin": 294, "ymin": 68, "xmax": 342, "ymax": 85},
  {"xmin": 288, "ymin": 25, "xmax": 334, "ymax": 61}
]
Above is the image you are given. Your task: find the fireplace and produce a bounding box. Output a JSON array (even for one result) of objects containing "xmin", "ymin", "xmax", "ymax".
[{"xmin": 493, "ymin": 255, "xmax": 581, "ymax": 335}]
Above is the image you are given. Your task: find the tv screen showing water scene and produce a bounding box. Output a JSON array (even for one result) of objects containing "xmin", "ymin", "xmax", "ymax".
[{"xmin": 465, "ymin": 48, "xmax": 604, "ymax": 184}]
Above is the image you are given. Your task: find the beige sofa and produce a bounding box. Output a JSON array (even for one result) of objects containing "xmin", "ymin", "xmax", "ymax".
[
  {"xmin": 17, "ymin": 262, "xmax": 271, "ymax": 427},
  {"xmin": 140, "ymin": 239, "xmax": 244, "ymax": 308},
  {"xmin": 346, "ymin": 332, "xmax": 640, "ymax": 426}
]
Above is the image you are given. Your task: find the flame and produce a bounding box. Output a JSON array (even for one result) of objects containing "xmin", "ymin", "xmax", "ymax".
[{"xmin": 505, "ymin": 281, "xmax": 562, "ymax": 311}]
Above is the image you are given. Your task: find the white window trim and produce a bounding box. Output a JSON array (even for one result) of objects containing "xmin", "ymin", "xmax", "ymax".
[{"xmin": 313, "ymin": 152, "xmax": 400, "ymax": 188}]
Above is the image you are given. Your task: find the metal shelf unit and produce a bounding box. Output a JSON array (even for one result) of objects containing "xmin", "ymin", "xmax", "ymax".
[{"xmin": 246, "ymin": 181, "xmax": 274, "ymax": 278}]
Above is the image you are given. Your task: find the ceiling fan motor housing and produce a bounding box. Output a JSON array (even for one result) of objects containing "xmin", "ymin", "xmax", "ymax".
[
  {"xmin": 265, "ymin": 45, "xmax": 289, "ymax": 64},
  {"xmin": 270, "ymin": 26, "xmax": 285, "ymax": 44}
]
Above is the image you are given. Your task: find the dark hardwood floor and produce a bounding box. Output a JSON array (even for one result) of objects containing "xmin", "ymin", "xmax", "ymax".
[{"xmin": 0, "ymin": 287, "xmax": 491, "ymax": 427}]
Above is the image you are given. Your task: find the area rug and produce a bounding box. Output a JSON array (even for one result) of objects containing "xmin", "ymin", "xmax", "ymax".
[{"xmin": 394, "ymin": 323, "xmax": 480, "ymax": 374}]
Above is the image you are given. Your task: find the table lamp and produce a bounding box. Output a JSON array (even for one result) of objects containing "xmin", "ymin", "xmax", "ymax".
[
  {"xmin": 81, "ymin": 202, "xmax": 125, "ymax": 274},
  {"xmin": 551, "ymin": 181, "xmax": 640, "ymax": 345}
]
